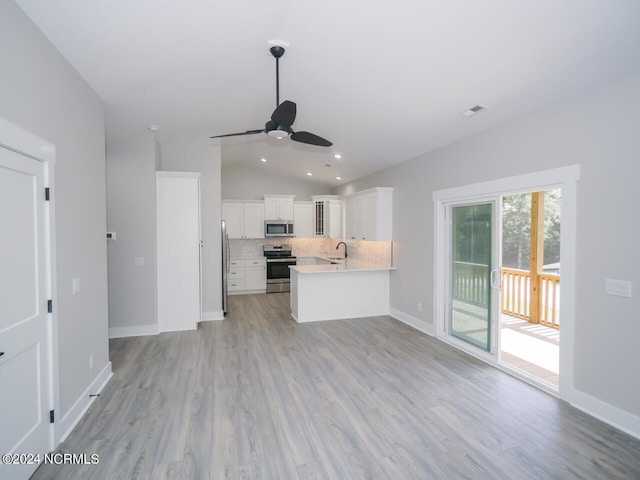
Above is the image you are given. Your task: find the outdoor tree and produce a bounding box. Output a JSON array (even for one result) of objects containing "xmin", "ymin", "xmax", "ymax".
[{"xmin": 502, "ymin": 190, "xmax": 561, "ymax": 270}]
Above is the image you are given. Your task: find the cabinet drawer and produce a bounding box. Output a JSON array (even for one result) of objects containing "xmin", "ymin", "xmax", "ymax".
[
  {"xmin": 229, "ymin": 259, "xmax": 245, "ymax": 268},
  {"xmin": 228, "ymin": 267, "xmax": 244, "ymax": 279},
  {"xmin": 228, "ymin": 279, "xmax": 245, "ymax": 291},
  {"xmin": 245, "ymin": 259, "xmax": 266, "ymax": 267}
]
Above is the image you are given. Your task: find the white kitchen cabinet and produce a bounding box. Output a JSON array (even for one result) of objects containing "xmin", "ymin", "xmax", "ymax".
[
  {"xmin": 228, "ymin": 258, "xmax": 266, "ymax": 294},
  {"xmin": 311, "ymin": 195, "xmax": 342, "ymax": 238},
  {"xmin": 293, "ymin": 201, "xmax": 313, "ymax": 238},
  {"xmin": 156, "ymin": 172, "xmax": 201, "ymax": 332},
  {"xmin": 264, "ymin": 194, "xmax": 295, "ymax": 220},
  {"xmin": 245, "ymin": 258, "xmax": 267, "ymax": 290},
  {"xmin": 343, "ymin": 187, "xmax": 393, "ymax": 241},
  {"xmin": 344, "ymin": 195, "xmax": 364, "ymax": 240},
  {"xmin": 222, "ymin": 201, "xmax": 265, "ymax": 239},
  {"xmin": 243, "ymin": 202, "xmax": 265, "ymax": 238}
]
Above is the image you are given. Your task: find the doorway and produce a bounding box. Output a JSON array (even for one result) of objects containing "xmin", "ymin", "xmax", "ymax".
[
  {"xmin": 499, "ymin": 190, "xmax": 561, "ymax": 387},
  {"xmin": 433, "ymin": 166, "xmax": 578, "ymax": 397}
]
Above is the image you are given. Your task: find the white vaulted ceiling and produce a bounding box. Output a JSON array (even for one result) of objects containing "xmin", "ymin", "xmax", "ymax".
[{"xmin": 14, "ymin": 0, "xmax": 640, "ymax": 185}]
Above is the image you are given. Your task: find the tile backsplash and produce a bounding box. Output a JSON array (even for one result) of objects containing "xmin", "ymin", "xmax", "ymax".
[
  {"xmin": 228, "ymin": 238, "xmax": 332, "ymax": 258},
  {"xmin": 229, "ymin": 237, "xmax": 393, "ymax": 267}
]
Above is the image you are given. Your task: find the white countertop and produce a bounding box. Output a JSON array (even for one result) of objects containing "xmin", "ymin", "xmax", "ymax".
[{"xmin": 291, "ymin": 257, "xmax": 396, "ymax": 274}]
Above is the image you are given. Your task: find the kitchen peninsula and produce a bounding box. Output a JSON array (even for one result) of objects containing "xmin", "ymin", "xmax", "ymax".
[{"xmin": 290, "ymin": 259, "xmax": 396, "ymax": 323}]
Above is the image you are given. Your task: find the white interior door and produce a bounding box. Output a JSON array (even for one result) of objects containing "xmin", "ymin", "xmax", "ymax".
[
  {"xmin": 156, "ymin": 173, "xmax": 201, "ymax": 332},
  {"xmin": 0, "ymin": 146, "xmax": 51, "ymax": 479}
]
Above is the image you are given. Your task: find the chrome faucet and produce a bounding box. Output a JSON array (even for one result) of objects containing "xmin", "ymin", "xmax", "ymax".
[{"xmin": 336, "ymin": 241, "xmax": 348, "ymax": 258}]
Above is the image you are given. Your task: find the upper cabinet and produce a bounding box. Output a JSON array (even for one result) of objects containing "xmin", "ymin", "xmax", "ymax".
[
  {"xmin": 343, "ymin": 187, "xmax": 393, "ymax": 241},
  {"xmin": 222, "ymin": 201, "xmax": 265, "ymax": 239},
  {"xmin": 293, "ymin": 201, "xmax": 314, "ymax": 238},
  {"xmin": 264, "ymin": 194, "xmax": 295, "ymax": 221},
  {"xmin": 312, "ymin": 195, "xmax": 342, "ymax": 238}
]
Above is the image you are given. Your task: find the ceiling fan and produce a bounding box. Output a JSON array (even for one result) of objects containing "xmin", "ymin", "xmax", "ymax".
[{"xmin": 210, "ymin": 46, "xmax": 332, "ymax": 147}]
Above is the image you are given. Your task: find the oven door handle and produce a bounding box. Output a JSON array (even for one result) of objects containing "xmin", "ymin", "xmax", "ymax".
[{"xmin": 266, "ymin": 258, "xmax": 296, "ymax": 263}]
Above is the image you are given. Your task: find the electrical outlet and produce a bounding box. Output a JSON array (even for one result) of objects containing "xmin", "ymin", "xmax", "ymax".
[
  {"xmin": 417, "ymin": 302, "xmax": 422, "ymax": 312},
  {"xmin": 134, "ymin": 257, "xmax": 145, "ymax": 267},
  {"xmin": 605, "ymin": 279, "xmax": 632, "ymax": 297},
  {"xmin": 89, "ymin": 353, "xmax": 94, "ymax": 371}
]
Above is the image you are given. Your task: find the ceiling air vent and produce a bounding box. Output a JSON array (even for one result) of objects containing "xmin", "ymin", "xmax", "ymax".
[{"xmin": 461, "ymin": 105, "xmax": 487, "ymax": 117}]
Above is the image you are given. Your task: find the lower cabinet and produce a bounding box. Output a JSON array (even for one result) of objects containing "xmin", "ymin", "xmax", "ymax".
[{"xmin": 228, "ymin": 258, "xmax": 266, "ymax": 294}]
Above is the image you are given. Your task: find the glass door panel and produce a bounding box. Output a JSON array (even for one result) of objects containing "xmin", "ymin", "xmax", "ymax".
[{"xmin": 450, "ymin": 203, "xmax": 493, "ymax": 351}]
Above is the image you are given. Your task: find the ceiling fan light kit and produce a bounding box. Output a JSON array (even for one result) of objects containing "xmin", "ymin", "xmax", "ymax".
[{"xmin": 211, "ymin": 46, "xmax": 332, "ymax": 147}]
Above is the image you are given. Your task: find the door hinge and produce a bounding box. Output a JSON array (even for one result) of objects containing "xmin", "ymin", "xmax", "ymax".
[
  {"xmin": 47, "ymin": 299, "xmax": 53, "ymax": 313},
  {"xmin": 49, "ymin": 410, "xmax": 55, "ymax": 423},
  {"xmin": 45, "ymin": 187, "xmax": 50, "ymax": 201}
]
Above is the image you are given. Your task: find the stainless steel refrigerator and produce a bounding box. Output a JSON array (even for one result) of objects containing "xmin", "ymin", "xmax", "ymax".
[{"xmin": 221, "ymin": 219, "xmax": 229, "ymax": 314}]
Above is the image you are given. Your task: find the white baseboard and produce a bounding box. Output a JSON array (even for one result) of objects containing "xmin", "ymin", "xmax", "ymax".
[
  {"xmin": 228, "ymin": 289, "xmax": 266, "ymax": 296},
  {"xmin": 569, "ymin": 388, "xmax": 640, "ymax": 440},
  {"xmin": 389, "ymin": 308, "xmax": 436, "ymax": 336},
  {"xmin": 54, "ymin": 361, "xmax": 113, "ymax": 445},
  {"xmin": 202, "ymin": 310, "xmax": 225, "ymax": 321},
  {"xmin": 109, "ymin": 323, "xmax": 159, "ymax": 338}
]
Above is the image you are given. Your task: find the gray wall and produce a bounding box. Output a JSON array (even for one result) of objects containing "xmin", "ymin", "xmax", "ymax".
[
  {"xmin": 0, "ymin": 1, "xmax": 109, "ymax": 424},
  {"xmin": 106, "ymin": 135, "xmax": 158, "ymax": 333},
  {"xmin": 222, "ymin": 162, "xmax": 332, "ymax": 200},
  {"xmin": 334, "ymin": 72, "xmax": 640, "ymax": 423}
]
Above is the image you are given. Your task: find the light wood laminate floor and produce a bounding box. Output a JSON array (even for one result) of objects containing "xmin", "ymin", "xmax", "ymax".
[{"xmin": 32, "ymin": 294, "xmax": 640, "ymax": 479}]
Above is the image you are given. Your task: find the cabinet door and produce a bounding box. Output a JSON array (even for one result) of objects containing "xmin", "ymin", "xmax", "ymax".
[
  {"xmin": 245, "ymin": 265, "xmax": 267, "ymax": 290},
  {"xmin": 294, "ymin": 203, "xmax": 313, "ymax": 238},
  {"xmin": 264, "ymin": 197, "xmax": 279, "ymax": 219},
  {"xmin": 363, "ymin": 193, "xmax": 377, "ymax": 240},
  {"xmin": 327, "ymin": 200, "xmax": 342, "ymax": 238},
  {"xmin": 345, "ymin": 197, "xmax": 357, "ymax": 240},
  {"xmin": 278, "ymin": 198, "xmax": 294, "ymax": 220},
  {"xmin": 243, "ymin": 202, "xmax": 265, "ymax": 238},
  {"xmin": 222, "ymin": 202, "xmax": 243, "ymax": 239},
  {"xmin": 351, "ymin": 196, "xmax": 365, "ymax": 240}
]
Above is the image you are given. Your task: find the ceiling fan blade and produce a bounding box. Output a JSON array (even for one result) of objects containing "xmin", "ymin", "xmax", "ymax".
[
  {"xmin": 210, "ymin": 129, "xmax": 263, "ymax": 139},
  {"xmin": 271, "ymin": 100, "xmax": 296, "ymax": 128},
  {"xmin": 290, "ymin": 131, "xmax": 333, "ymax": 147}
]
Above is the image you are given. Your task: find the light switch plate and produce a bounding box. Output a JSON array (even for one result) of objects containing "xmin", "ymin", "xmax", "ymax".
[
  {"xmin": 605, "ymin": 278, "xmax": 632, "ymax": 297},
  {"xmin": 134, "ymin": 257, "xmax": 145, "ymax": 267},
  {"xmin": 72, "ymin": 277, "xmax": 80, "ymax": 295}
]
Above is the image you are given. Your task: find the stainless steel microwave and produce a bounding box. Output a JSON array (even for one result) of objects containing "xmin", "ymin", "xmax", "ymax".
[{"xmin": 265, "ymin": 220, "xmax": 294, "ymax": 237}]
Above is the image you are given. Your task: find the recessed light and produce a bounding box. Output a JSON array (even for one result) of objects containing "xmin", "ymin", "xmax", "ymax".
[
  {"xmin": 306, "ymin": 172, "xmax": 313, "ymax": 176},
  {"xmin": 147, "ymin": 125, "xmax": 159, "ymax": 132},
  {"xmin": 333, "ymin": 153, "xmax": 342, "ymax": 159},
  {"xmin": 260, "ymin": 158, "xmax": 267, "ymax": 162},
  {"xmin": 335, "ymin": 176, "xmax": 342, "ymax": 181}
]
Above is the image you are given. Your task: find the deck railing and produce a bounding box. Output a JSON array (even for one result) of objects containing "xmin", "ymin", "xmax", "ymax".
[
  {"xmin": 501, "ymin": 268, "xmax": 560, "ymax": 329},
  {"xmin": 453, "ymin": 262, "xmax": 560, "ymax": 329},
  {"xmin": 452, "ymin": 261, "xmax": 490, "ymax": 308}
]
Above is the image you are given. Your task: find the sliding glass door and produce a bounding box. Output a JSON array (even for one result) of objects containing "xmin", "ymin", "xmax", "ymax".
[{"xmin": 450, "ymin": 203, "xmax": 496, "ymax": 352}]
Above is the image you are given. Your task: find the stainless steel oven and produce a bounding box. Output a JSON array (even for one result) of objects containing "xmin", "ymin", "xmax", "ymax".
[{"xmin": 263, "ymin": 245, "xmax": 296, "ymax": 293}]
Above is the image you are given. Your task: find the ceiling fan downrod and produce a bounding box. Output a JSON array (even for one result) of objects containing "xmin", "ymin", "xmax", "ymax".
[{"xmin": 270, "ymin": 46, "xmax": 285, "ymax": 107}]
